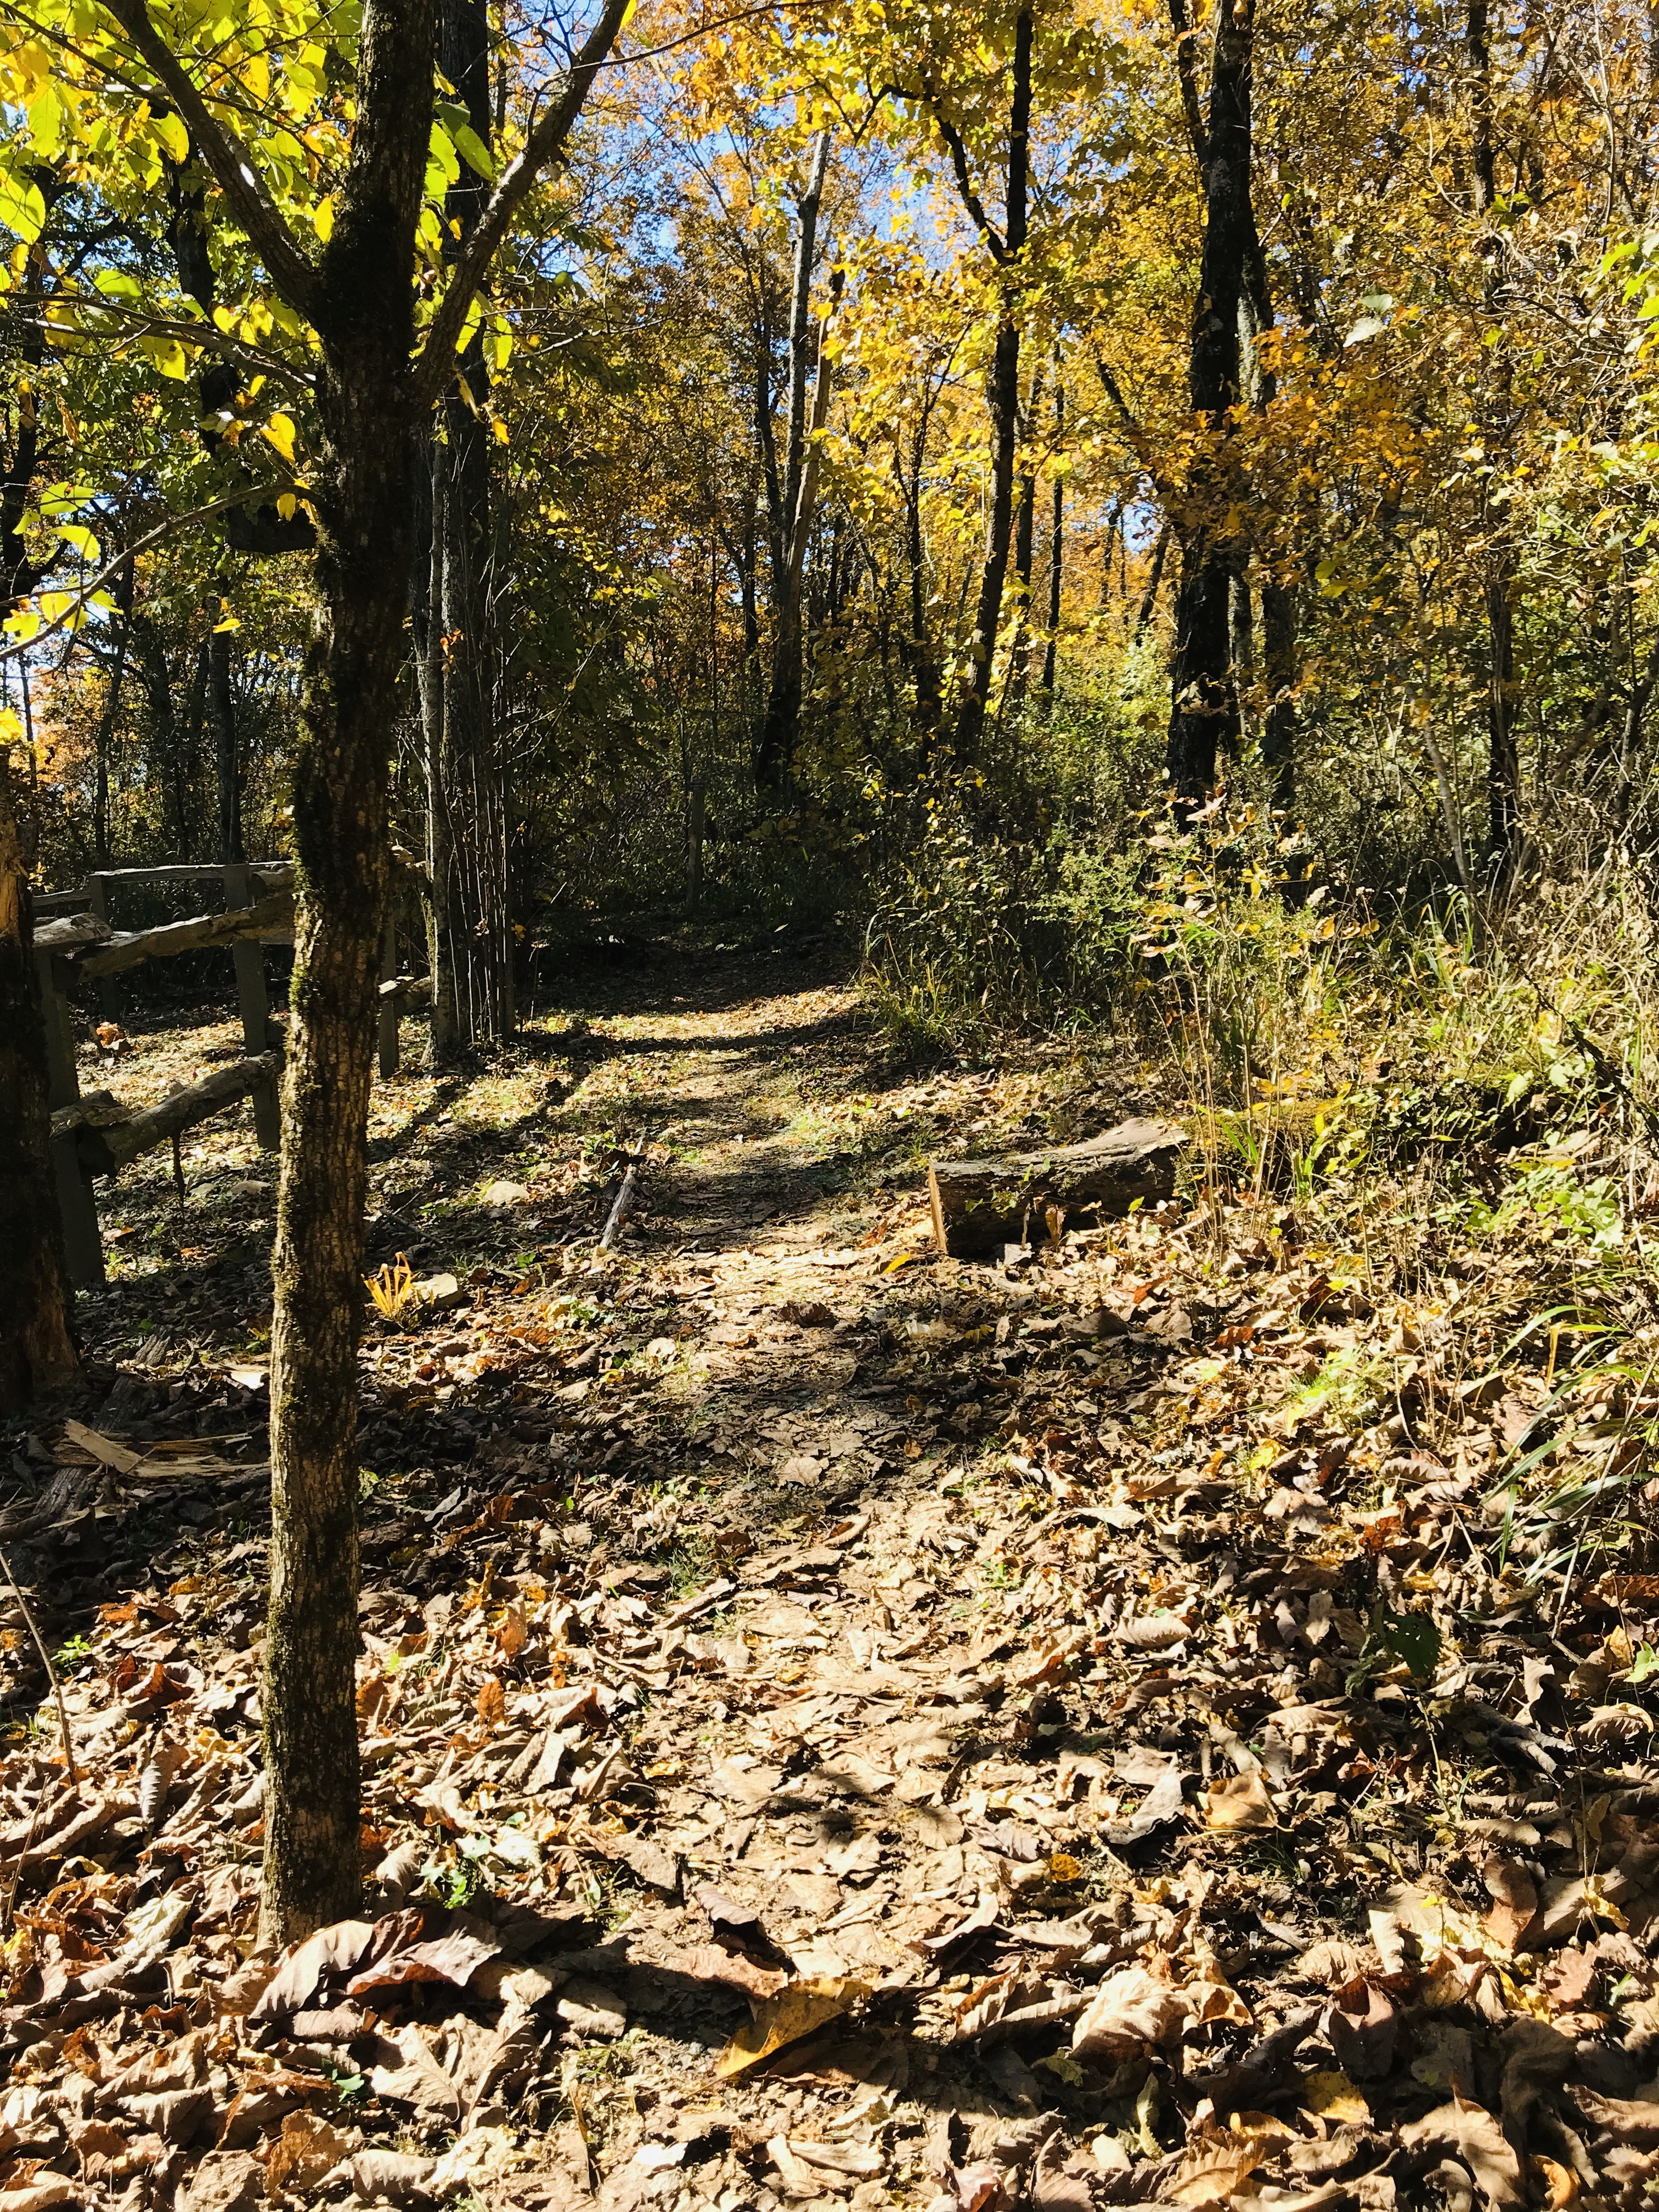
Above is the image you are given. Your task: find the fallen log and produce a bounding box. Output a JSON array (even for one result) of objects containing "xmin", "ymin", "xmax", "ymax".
[
  {"xmin": 75, "ymin": 1053, "xmax": 283, "ymax": 1176},
  {"xmin": 928, "ymin": 1116, "xmax": 1184, "ymax": 1257},
  {"xmin": 71, "ymin": 889, "xmax": 294, "ymax": 977}
]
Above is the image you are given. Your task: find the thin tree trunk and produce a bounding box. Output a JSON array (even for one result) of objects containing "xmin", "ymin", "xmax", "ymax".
[
  {"xmin": 92, "ymin": 556, "xmax": 134, "ymax": 870},
  {"xmin": 1166, "ymin": 0, "xmax": 1255, "ymax": 804},
  {"xmin": 260, "ymin": 0, "xmax": 439, "ymax": 1950},
  {"xmin": 410, "ymin": 439, "xmax": 460, "ymax": 1058},
  {"xmin": 1469, "ymin": 0, "xmax": 1521, "ymax": 861},
  {"xmin": 948, "ymin": 7, "xmax": 1031, "ymax": 760},
  {"xmin": 1008, "ymin": 358, "xmax": 1044, "ymax": 708},
  {"xmin": 1136, "ymin": 520, "xmax": 1171, "ymax": 641},
  {"xmin": 1041, "ymin": 380, "xmax": 1063, "ymax": 698},
  {"xmin": 755, "ymin": 130, "xmax": 833, "ymax": 788},
  {"xmin": 209, "ymin": 595, "xmax": 243, "ymax": 865},
  {"xmin": 0, "ymin": 743, "xmax": 80, "ymax": 1412}
]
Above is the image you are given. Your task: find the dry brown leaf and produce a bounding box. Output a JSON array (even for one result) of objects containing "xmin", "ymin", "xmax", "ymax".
[
  {"xmin": 265, "ymin": 2112, "xmax": 353, "ymax": 2199},
  {"xmin": 1400, "ymin": 2094, "xmax": 1525, "ymax": 2209},
  {"xmin": 1070, "ymin": 1965, "xmax": 1189, "ymax": 2059},
  {"xmin": 1482, "ymin": 1855, "xmax": 1539, "ymax": 1953},
  {"xmin": 179, "ymin": 2149, "xmax": 267, "ymax": 2211},
  {"xmin": 475, "ymin": 1674, "xmax": 506, "ymax": 1726},
  {"xmin": 250, "ymin": 1919, "xmax": 378, "ymax": 2021},
  {"xmin": 715, "ymin": 1976, "xmax": 871, "ymax": 2079},
  {"xmin": 681, "ymin": 1943, "xmax": 791, "ymax": 2001},
  {"xmin": 1205, "ymin": 1770, "xmax": 1278, "ymax": 1831}
]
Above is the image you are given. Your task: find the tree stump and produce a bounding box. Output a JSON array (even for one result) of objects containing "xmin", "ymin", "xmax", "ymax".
[{"xmin": 928, "ymin": 1116, "xmax": 1184, "ymax": 1257}]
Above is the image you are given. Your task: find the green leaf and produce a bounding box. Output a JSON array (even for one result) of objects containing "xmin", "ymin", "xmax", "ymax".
[
  {"xmin": 1378, "ymin": 1609, "xmax": 1441, "ymax": 1679},
  {"xmin": 452, "ymin": 121, "xmax": 495, "ymax": 181},
  {"xmin": 94, "ymin": 268, "xmax": 143, "ymax": 301},
  {"xmin": 0, "ymin": 166, "xmax": 47, "ymax": 245}
]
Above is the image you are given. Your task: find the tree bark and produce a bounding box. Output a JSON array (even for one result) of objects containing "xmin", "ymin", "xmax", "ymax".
[
  {"xmin": 1008, "ymin": 358, "xmax": 1043, "ymax": 708},
  {"xmin": 1166, "ymin": 0, "xmax": 1255, "ymax": 805},
  {"xmin": 1468, "ymin": 0, "xmax": 1521, "ymax": 862},
  {"xmin": 1041, "ymin": 380, "xmax": 1062, "ymax": 698},
  {"xmin": 0, "ymin": 748, "xmax": 80, "ymax": 1412},
  {"xmin": 209, "ymin": 592, "xmax": 243, "ymax": 865},
  {"xmin": 104, "ymin": 0, "xmax": 627, "ymax": 1949},
  {"xmin": 754, "ymin": 130, "xmax": 833, "ymax": 789},
  {"xmin": 91, "ymin": 556, "xmax": 134, "ymax": 870},
  {"xmin": 931, "ymin": 7, "xmax": 1031, "ymax": 760}
]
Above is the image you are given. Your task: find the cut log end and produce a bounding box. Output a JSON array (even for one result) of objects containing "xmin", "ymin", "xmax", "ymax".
[{"xmin": 928, "ymin": 1116, "xmax": 1185, "ymax": 1257}]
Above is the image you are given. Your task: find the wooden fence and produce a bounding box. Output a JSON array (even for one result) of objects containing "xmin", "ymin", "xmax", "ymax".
[{"xmin": 35, "ymin": 857, "xmax": 430, "ymax": 1286}]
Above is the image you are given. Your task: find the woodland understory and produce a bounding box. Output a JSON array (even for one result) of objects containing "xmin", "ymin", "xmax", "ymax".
[
  {"xmin": 7, "ymin": 0, "xmax": 1659, "ymax": 2208},
  {"xmin": 0, "ymin": 930, "xmax": 1656, "ymax": 2212}
]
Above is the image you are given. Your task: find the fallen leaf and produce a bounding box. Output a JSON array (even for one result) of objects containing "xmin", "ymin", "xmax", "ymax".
[
  {"xmin": 1400, "ymin": 2093, "xmax": 1525, "ymax": 2209},
  {"xmin": 715, "ymin": 1976, "xmax": 871, "ymax": 2079},
  {"xmin": 1205, "ymin": 1770, "xmax": 1279, "ymax": 1830}
]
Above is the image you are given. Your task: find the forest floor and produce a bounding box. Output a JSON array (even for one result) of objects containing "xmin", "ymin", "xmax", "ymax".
[{"xmin": 2, "ymin": 936, "xmax": 1658, "ymax": 2211}]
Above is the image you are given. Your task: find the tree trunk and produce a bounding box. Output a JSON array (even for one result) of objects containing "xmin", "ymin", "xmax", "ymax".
[
  {"xmin": 1166, "ymin": 0, "xmax": 1255, "ymax": 804},
  {"xmin": 1468, "ymin": 0, "xmax": 1521, "ymax": 862},
  {"xmin": 1041, "ymin": 381, "xmax": 1062, "ymax": 697},
  {"xmin": 0, "ymin": 748, "xmax": 80, "ymax": 1413},
  {"xmin": 209, "ymin": 595, "xmax": 243, "ymax": 865},
  {"xmin": 948, "ymin": 7, "xmax": 1031, "ymax": 760},
  {"xmin": 92, "ymin": 556, "xmax": 134, "ymax": 870},
  {"xmin": 1007, "ymin": 358, "xmax": 1043, "ymax": 708},
  {"xmin": 261, "ymin": 0, "xmax": 438, "ymax": 1951},
  {"xmin": 754, "ymin": 131, "xmax": 833, "ymax": 788}
]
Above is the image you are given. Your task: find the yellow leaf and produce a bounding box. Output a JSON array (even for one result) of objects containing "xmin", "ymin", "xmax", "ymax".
[
  {"xmin": 261, "ymin": 412, "xmax": 297, "ymax": 464},
  {"xmin": 1302, "ymin": 2069, "xmax": 1369, "ymax": 2124},
  {"xmin": 884, "ymin": 1252, "xmax": 913, "ymax": 1273},
  {"xmin": 715, "ymin": 1976, "xmax": 870, "ymax": 2080},
  {"xmin": 151, "ymin": 110, "xmax": 188, "ymax": 164},
  {"xmin": 213, "ymin": 612, "xmax": 240, "ymax": 634},
  {"xmin": 275, "ymin": 493, "xmax": 297, "ymax": 521},
  {"xmin": 314, "ymin": 195, "xmax": 335, "ymax": 244}
]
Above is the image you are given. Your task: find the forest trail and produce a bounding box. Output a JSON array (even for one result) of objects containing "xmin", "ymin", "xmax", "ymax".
[{"xmin": 3, "ymin": 948, "xmax": 1649, "ymax": 2212}]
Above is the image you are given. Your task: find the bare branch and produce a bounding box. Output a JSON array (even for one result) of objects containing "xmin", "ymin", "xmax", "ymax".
[
  {"xmin": 413, "ymin": 0, "xmax": 631, "ymax": 409},
  {"xmin": 929, "ymin": 105, "xmax": 1008, "ymax": 263},
  {"xmin": 1166, "ymin": 0, "xmax": 1210, "ymax": 173},
  {"xmin": 100, "ymin": 0, "xmax": 321, "ymax": 321}
]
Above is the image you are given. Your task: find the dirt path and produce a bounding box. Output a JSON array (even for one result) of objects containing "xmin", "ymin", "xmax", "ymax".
[{"xmin": 3, "ymin": 948, "xmax": 1651, "ymax": 2212}]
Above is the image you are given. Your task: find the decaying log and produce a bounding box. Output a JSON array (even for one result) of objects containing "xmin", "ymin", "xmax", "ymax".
[
  {"xmin": 928, "ymin": 1116, "xmax": 1184, "ymax": 1257},
  {"xmin": 75, "ymin": 1052, "xmax": 283, "ymax": 1176},
  {"xmin": 71, "ymin": 890, "xmax": 295, "ymax": 977}
]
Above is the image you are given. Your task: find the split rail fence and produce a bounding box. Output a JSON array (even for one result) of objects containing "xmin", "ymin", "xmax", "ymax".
[{"xmin": 34, "ymin": 857, "xmax": 430, "ymax": 1286}]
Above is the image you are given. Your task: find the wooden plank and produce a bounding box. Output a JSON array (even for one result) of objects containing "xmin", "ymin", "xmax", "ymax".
[
  {"xmin": 76, "ymin": 1053, "xmax": 283, "ymax": 1177},
  {"xmin": 73, "ymin": 888, "xmax": 294, "ymax": 977},
  {"xmin": 34, "ymin": 951, "xmax": 80, "ymax": 1111},
  {"xmin": 74, "ymin": 862, "xmax": 296, "ymax": 885},
  {"xmin": 225, "ymin": 863, "xmax": 281, "ymax": 1149},
  {"xmin": 33, "ymin": 888, "xmax": 91, "ymax": 913},
  {"xmin": 927, "ymin": 1117, "xmax": 1186, "ymax": 1257},
  {"xmin": 52, "ymin": 1131, "xmax": 104, "ymax": 1288},
  {"xmin": 34, "ymin": 912, "xmax": 114, "ymax": 954},
  {"xmin": 378, "ymin": 972, "xmax": 432, "ymax": 1010}
]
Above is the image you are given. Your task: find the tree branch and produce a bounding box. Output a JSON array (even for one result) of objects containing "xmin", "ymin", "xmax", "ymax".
[
  {"xmin": 928, "ymin": 105, "xmax": 1008, "ymax": 263},
  {"xmin": 0, "ymin": 478, "xmax": 298, "ymax": 667},
  {"xmin": 100, "ymin": 0, "xmax": 321, "ymax": 321},
  {"xmin": 413, "ymin": 0, "xmax": 631, "ymax": 409},
  {"xmin": 1166, "ymin": 0, "xmax": 1210, "ymax": 172}
]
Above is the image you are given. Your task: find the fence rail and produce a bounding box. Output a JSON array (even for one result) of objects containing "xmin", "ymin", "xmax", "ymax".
[{"xmin": 33, "ymin": 856, "xmax": 424, "ymax": 1286}]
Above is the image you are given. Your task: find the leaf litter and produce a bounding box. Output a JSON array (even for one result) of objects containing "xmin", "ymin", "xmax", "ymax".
[{"xmin": 2, "ymin": 947, "xmax": 1659, "ymax": 2207}]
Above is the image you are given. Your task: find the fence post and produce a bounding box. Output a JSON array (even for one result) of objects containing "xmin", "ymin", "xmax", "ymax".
[
  {"xmin": 86, "ymin": 873, "xmax": 119, "ymax": 1023},
  {"xmin": 224, "ymin": 864, "xmax": 281, "ymax": 1150},
  {"xmin": 34, "ymin": 946, "xmax": 105, "ymax": 1286},
  {"xmin": 379, "ymin": 893, "xmax": 399, "ymax": 1080}
]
